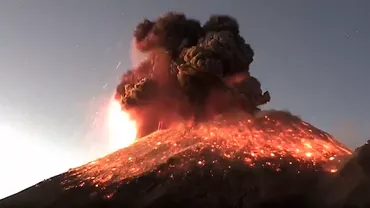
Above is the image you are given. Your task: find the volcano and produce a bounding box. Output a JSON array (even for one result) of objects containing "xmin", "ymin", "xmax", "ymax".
[{"xmin": 1, "ymin": 111, "xmax": 369, "ymax": 208}]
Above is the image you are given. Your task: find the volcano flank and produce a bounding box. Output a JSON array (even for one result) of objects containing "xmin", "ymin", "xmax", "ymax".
[{"xmin": 1, "ymin": 111, "xmax": 370, "ymax": 208}]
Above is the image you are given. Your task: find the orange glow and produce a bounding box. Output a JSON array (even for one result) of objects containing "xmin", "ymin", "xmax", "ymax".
[
  {"xmin": 68, "ymin": 112, "xmax": 352, "ymax": 191},
  {"xmin": 108, "ymin": 101, "xmax": 137, "ymax": 151}
]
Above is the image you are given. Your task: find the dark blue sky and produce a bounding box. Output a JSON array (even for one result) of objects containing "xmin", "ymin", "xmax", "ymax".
[{"xmin": 0, "ymin": 1, "xmax": 369, "ymax": 191}]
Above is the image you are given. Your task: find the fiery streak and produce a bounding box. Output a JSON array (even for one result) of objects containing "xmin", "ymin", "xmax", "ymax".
[
  {"xmin": 68, "ymin": 112, "xmax": 352, "ymax": 190},
  {"xmin": 108, "ymin": 101, "xmax": 137, "ymax": 152}
]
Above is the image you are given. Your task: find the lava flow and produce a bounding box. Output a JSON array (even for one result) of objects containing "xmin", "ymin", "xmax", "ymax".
[{"xmin": 68, "ymin": 110, "xmax": 352, "ymax": 189}]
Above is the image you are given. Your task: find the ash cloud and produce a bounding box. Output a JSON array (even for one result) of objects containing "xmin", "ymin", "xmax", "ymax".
[{"xmin": 115, "ymin": 12, "xmax": 270, "ymax": 138}]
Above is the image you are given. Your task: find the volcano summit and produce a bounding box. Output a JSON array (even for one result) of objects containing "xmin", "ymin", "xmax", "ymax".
[{"xmin": 1, "ymin": 12, "xmax": 369, "ymax": 208}]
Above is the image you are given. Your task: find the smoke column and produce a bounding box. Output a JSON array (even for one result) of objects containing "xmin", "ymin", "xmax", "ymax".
[{"xmin": 115, "ymin": 12, "xmax": 271, "ymax": 138}]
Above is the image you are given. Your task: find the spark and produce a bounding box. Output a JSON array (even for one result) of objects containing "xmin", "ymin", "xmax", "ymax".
[
  {"xmin": 116, "ymin": 61, "xmax": 122, "ymax": 69},
  {"xmin": 330, "ymin": 169, "xmax": 338, "ymax": 173}
]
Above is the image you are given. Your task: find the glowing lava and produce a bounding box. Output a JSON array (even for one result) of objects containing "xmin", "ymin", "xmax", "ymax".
[
  {"xmin": 108, "ymin": 101, "xmax": 137, "ymax": 151},
  {"xmin": 68, "ymin": 111, "xmax": 352, "ymax": 190}
]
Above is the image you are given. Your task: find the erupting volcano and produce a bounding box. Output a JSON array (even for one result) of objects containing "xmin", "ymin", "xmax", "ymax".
[
  {"xmin": 1, "ymin": 12, "xmax": 369, "ymax": 208},
  {"xmin": 71, "ymin": 111, "xmax": 352, "ymax": 189}
]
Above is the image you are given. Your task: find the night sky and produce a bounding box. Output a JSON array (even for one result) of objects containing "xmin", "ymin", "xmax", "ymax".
[{"xmin": 0, "ymin": 0, "xmax": 369, "ymax": 199}]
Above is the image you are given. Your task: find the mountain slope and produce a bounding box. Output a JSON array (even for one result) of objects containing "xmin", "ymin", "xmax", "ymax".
[{"xmin": 1, "ymin": 111, "xmax": 364, "ymax": 208}]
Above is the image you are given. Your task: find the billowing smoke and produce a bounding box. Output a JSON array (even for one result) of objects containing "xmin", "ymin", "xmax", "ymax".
[{"xmin": 115, "ymin": 12, "xmax": 270, "ymax": 138}]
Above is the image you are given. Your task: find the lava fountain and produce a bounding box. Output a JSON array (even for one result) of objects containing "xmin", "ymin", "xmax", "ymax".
[{"xmin": 108, "ymin": 100, "xmax": 137, "ymax": 152}]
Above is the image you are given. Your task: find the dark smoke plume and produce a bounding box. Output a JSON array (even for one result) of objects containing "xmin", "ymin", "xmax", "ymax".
[{"xmin": 115, "ymin": 12, "xmax": 271, "ymax": 138}]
